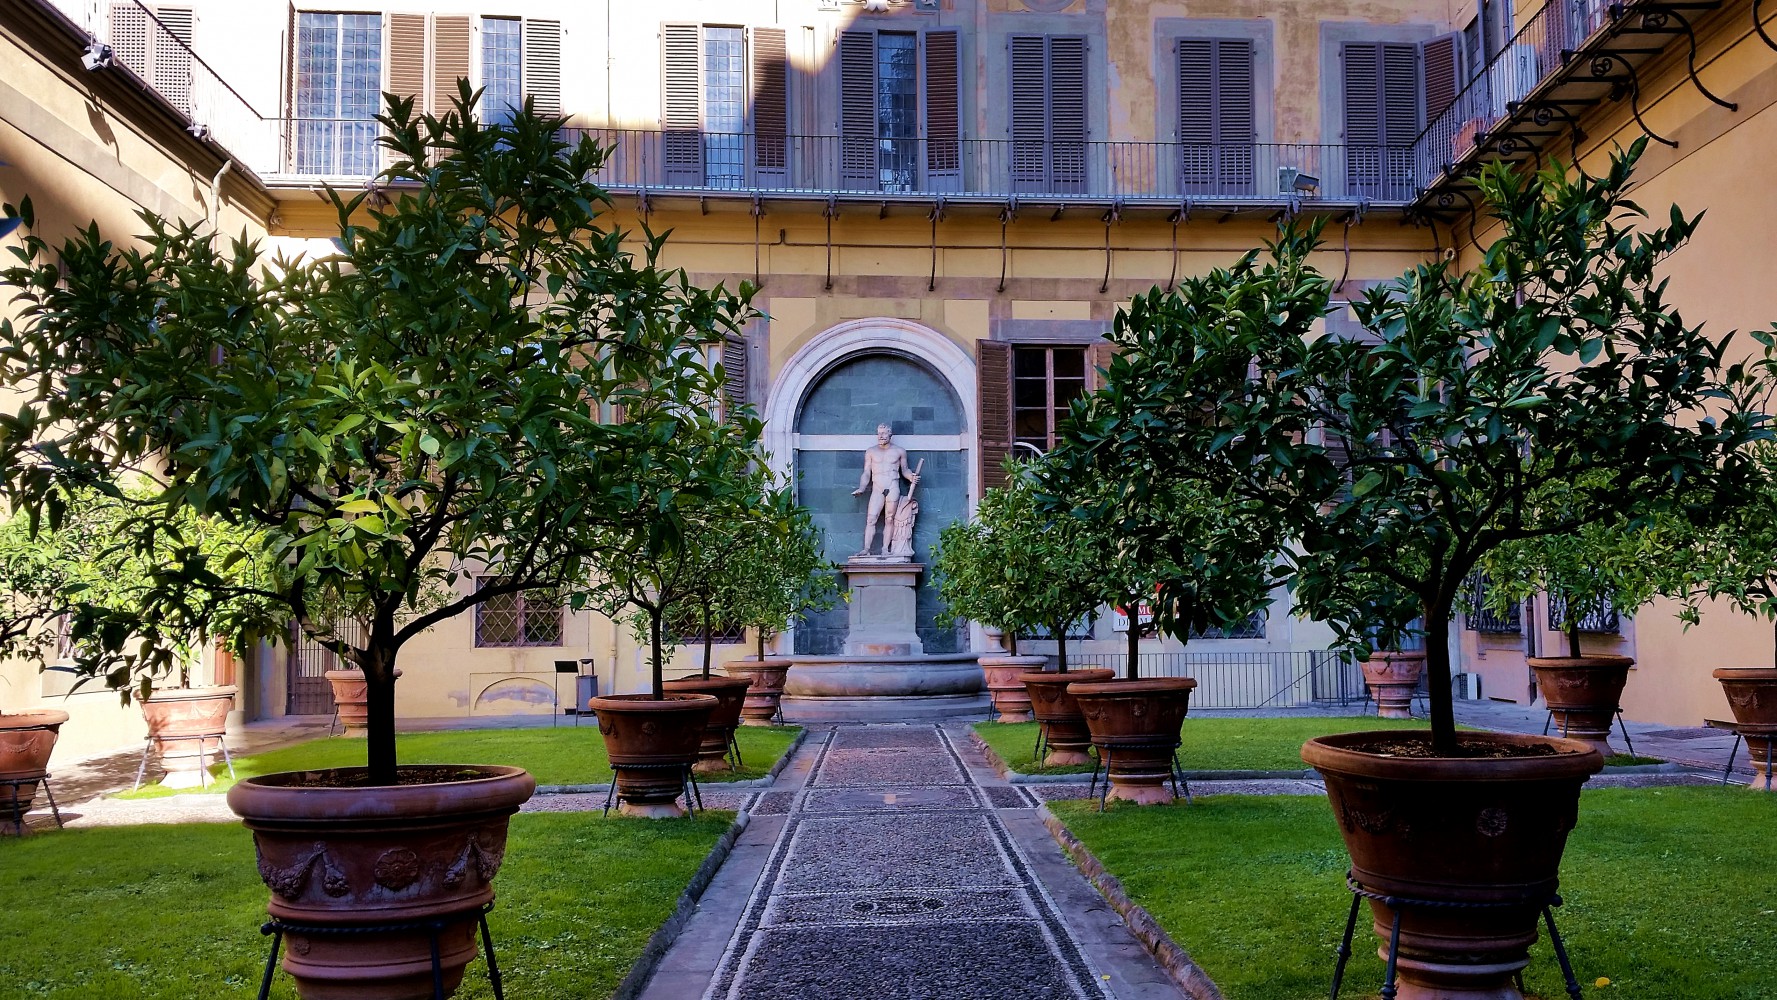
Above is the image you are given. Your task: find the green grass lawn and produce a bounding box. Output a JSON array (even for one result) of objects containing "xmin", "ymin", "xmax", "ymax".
[
  {"xmin": 0, "ymin": 811, "xmax": 729, "ymax": 999},
  {"xmin": 119, "ymin": 725, "xmax": 802, "ymax": 799},
  {"xmin": 975, "ymin": 716, "xmax": 1451, "ymax": 775},
  {"xmin": 1056, "ymin": 787, "xmax": 1777, "ymax": 999}
]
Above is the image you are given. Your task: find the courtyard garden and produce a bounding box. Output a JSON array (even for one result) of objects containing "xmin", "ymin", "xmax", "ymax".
[{"xmin": 975, "ymin": 716, "xmax": 1447, "ymax": 775}]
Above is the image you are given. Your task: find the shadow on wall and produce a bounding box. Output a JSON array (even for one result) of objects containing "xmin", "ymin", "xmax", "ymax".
[{"xmin": 472, "ymin": 677, "xmax": 555, "ymax": 714}]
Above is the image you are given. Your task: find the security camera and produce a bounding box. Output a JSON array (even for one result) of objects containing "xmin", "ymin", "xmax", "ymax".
[
  {"xmin": 186, "ymin": 123, "xmax": 211, "ymax": 140},
  {"xmin": 82, "ymin": 41, "xmax": 114, "ymax": 71}
]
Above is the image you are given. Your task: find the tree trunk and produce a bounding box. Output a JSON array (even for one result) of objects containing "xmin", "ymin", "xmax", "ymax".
[
  {"xmin": 1423, "ymin": 602, "xmax": 1458, "ymax": 755},
  {"xmin": 649, "ymin": 606, "xmax": 666, "ymax": 700},
  {"xmin": 1566, "ymin": 599, "xmax": 1582, "ymax": 659},
  {"xmin": 757, "ymin": 629, "xmax": 767, "ymax": 662},
  {"xmin": 1125, "ymin": 596, "xmax": 1141, "ymax": 680},
  {"xmin": 363, "ymin": 646, "xmax": 399, "ymax": 786},
  {"xmin": 701, "ymin": 598, "xmax": 715, "ymax": 679},
  {"xmin": 1008, "ymin": 631, "xmax": 1018, "ymax": 656},
  {"xmin": 1056, "ymin": 630, "xmax": 1069, "ymax": 674}
]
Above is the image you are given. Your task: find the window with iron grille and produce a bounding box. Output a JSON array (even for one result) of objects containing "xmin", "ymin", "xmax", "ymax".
[
  {"xmin": 1191, "ymin": 610, "xmax": 1267, "ymax": 640},
  {"xmin": 1023, "ymin": 613, "xmax": 1096, "ymax": 642},
  {"xmin": 1548, "ymin": 593, "xmax": 1622, "ymax": 635},
  {"xmin": 474, "ymin": 578, "xmax": 564, "ymax": 646},
  {"xmin": 1464, "ymin": 573, "xmax": 1522, "ymax": 634}
]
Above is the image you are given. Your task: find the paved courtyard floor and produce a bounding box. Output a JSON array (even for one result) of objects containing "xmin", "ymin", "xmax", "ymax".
[{"xmin": 640, "ymin": 723, "xmax": 1190, "ymax": 1000}]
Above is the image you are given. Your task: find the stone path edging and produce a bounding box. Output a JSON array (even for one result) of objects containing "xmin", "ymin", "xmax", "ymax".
[
  {"xmin": 534, "ymin": 727, "xmax": 809, "ymax": 795},
  {"xmin": 614, "ymin": 806, "xmax": 756, "ymax": 1000},
  {"xmin": 1038, "ymin": 804, "xmax": 1226, "ymax": 1000},
  {"xmin": 970, "ymin": 731, "xmax": 1317, "ymax": 784}
]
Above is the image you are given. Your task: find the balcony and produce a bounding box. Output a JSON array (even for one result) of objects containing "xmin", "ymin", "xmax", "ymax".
[
  {"xmin": 271, "ymin": 124, "xmax": 1419, "ymax": 209},
  {"xmin": 1413, "ymin": 0, "xmax": 1732, "ymax": 214}
]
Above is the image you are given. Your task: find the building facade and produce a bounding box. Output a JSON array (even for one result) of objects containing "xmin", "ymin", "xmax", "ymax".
[{"xmin": 3, "ymin": 0, "xmax": 1772, "ymax": 759}]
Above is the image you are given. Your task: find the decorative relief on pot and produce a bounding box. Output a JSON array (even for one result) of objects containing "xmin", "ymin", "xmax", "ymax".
[
  {"xmin": 1340, "ymin": 803, "xmax": 1394, "ymax": 835},
  {"xmin": 640, "ymin": 720, "xmax": 659, "ymax": 737},
  {"xmin": 1475, "ymin": 807, "xmax": 1509, "ymax": 837},
  {"xmin": 257, "ymin": 840, "xmax": 351, "ymax": 900},
  {"xmin": 373, "ymin": 848, "xmax": 422, "ymax": 891},
  {"xmin": 443, "ymin": 833, "xmax": 506, "ymax": 888}
]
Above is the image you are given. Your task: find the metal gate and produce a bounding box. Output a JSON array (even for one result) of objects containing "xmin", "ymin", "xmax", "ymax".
[{"xmin": 285, "ymin": 619, "xmax": 363, "ymax": 716}]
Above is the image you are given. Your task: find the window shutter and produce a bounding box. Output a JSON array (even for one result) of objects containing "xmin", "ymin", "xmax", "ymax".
[
  {"xmin": 431, "ymin": 15, "xmax": 471, "ymax": 115},
  {"xmin": 387, "ymin": 13, "xmax": 427, "ymax": 112},
  {"xmin": 752, "ymin": 27, "xmax": 788, "ymax": 179},
  {"xmin": 720, "ymin": 334, "xmax": 749, "ymax": 420},
  {"xmin": 1342, "ymin": 42, "xmax": 1383, "ymax": 198},
  {"xmin": 1084, "ymin": 341, "xmax": 1116, "ymax": 392},
  {"xmin": 923, "ymin": 30, "xmax": 960, "ymax": 187},
  {"xmin": 1008, "ymin": 34, "xmax": 1048, "ymax": 189},
  {"xmin": 839, "ymin": 30, "xmax": 876, "ymax": 189},
  {"xmin": 661, "ymin": 23, "xmax": 703, "ymax": 185},
  {"xmin": 109, "ymin": 3, "xmax": 151, "ymax": 81},
  {"xmin": 1421, "ymin": 32, "xmax": 1460, "ymax": 124},
  {"xmin": 1176, "ymin": 39, "xmax": 1213, "ymax": 190},
  {"xmin": 154, "ymin": 7, "xmax": 194, "ymax": 116},
  {"xmin": 1214, "ymin": 39, "xmax": 1254, "ymax": 193},
  {"xmin": 524, "ymin": 19, "xmax": 562, "ymax": 117},
  {"xmin": 978, "ymin": 341, "xmax": 1013, "ymax": 489},
  {"xmin": 1380, "ymin": 41, "xmax": 1421, "ymax": 202},
  {"xmin": 1048, "ymin": 36, "xmax": 1087, "ymax": 192}
]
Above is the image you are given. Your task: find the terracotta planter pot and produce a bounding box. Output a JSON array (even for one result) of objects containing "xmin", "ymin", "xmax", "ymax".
[
  {"xmin": 1360, "ymin": 651, "xmax": 1426, "ymax": 720},
  {"xmin": 325, "ymin": 669, "xmax": 402, "ymax": 736},
  {"xmin": 141, "ymin": 686, "xmax": 236, "ymax": 774},
  {"xmin": 724, "ymin": 657, "xmax": 790, "ymax": 725},
  {"xmin": 1713, "ymin": 668, "xmax": 1777, "ymax": 791},
  {"xmin": 1069, "ymin": 678, "xmax": 1197, "ymax": 805},
  {"xmin": 227, "ymin": 764, "xmax": 536, "ymax": 1000},
  {"xmin": 663, "ymin": 676, "xmax": 752, "ymax": 774},
  {"xmin": 1020, "ymin": 669, "xmax": 1115, "ymax": 767},
  {"xmin": 1530, "ymin": 655, "xmax": 1634, "ymax": 757},
  {"xmin": 1302, "ymin": 731, "xmax": 1604, "ymax": 1000},
  {"xmin": 0, "ymin": 709, "xmax": 68, "ymax": 823},
  {"xmin": 587, "ymin": 693, "xmax": 717, "ymax": 818},
  {"xmin": 979, "ymin": 655, "xmax": 1047, "ymax": 723}
]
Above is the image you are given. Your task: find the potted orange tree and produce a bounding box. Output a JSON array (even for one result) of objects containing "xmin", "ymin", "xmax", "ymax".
[
  {"xmin": 0, "ymin": 92, "xmax": 749, "ymax": 996},
  {"xmin": 1060, "ymin": 142, "xmax": 1769, "ymax": 996},
  {"xmin": 722, "ymin": 487, "xmax": 837, "ymax": 726}
]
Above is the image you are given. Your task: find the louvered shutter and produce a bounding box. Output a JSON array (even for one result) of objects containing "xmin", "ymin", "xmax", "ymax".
[
  {"xmin": 923, "ymin": 30, "xmax": 960, "ymax": 189},
  {"xmin": 432, "ymin": 15, "xmax": 471, "ymax": 115},
  {"xmin": 1178, "ymin": 38, "xmax": 1254, "ymax": 196},
  {"xmin": 752, "ymin": 27, "xmax": 788, "ymax": 181},
  {"xmin": 1049, "ymin": 36, "xmax": 1087, "ymax": 192},
  {"xmin": 282, "ymin": 2, "xmax": 296, "ymax": 169},
  {"xmin": 154, "ymin": 7, "xmax": 194, "ymax": 117},
  {"xmin": 978, "ymin": 341, "xmax": 1014, "ymax": 490},
  {"xmin": 1421, "ymin": 33, "xmax": 1459, "ymax": 124},
  {"xmin": 661, "ymin": 23, "xmax": 703, "ymax": 185},
  {"xmin": 720, "ymin": 334, "xmax": 749, "ymax": 421},
  {"xmin": 388, "ymin": 13, "xmax": 427, "ymax": 112},
  {"xmin": 839, "ymin": 30, "xmax": 877, "ymax": 189},
  {"xmin": 524, "ymin": 20, "xmax": 562, "ymax": 117},
  {"xmin": 1084, "ymin": 341, "xmax": 1116, "ymax": 392},
  {"xmin": 109, "ymin": 4, "xmax": 151, "ymax": 81},
  {"xmin": 1008, "ymin": 35, "xmax": 1048, "ymax": 190},
  {"xmin": 1176, "ymin": 39, "xmax": 1214, "ymax": 191},
  {"xmin": 1380, "ymin": 42, "xmax": 1421, "ymax": 202},
  {"xmin": 1342, "ymin": 42, "xmax": 1384, "ymax": 198}
]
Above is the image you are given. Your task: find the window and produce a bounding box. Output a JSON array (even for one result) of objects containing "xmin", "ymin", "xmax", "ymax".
[
  {"xmin": 1013, "ymin": 346, "xmax": 1086, "ymax": 455},
  {"xmin": 1549, "ymin": 594, "xmax": 1622, "ymax": 635},
  {"xmin": 667, "ymin": 607, "xmax": 746, "ymax": 645},
  {"xmin": 662, "ymin": 24, "xmax": 790, "ymax": 187},
  {"xmin": 482, "ymin": 17, "xmax": 522, "ymax": 124},
  {"xmin": 294, "ymin": 13, "xmax": 382, "ymax": 175},
  {"xmin": 1177, "ymin": 38, "xmax": 1254, "ymax": 196},
  {"xmin": 1008, "ymin": 35, "xmax": 1087, "ymax": 193},
  {"xmin": 474, "ymin": 578, "xmax": 564, "ymax": 646},
  {"xmin": 838, "ymin": 28, "xmax": 961, "ymax": 192},
  {"xmin": 1464, "ymin": 573, "xmax": 1523, "ymax": 634}
]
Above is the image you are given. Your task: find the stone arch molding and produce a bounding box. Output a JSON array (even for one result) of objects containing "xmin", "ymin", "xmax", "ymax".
[{"xmin": 761, "ymin": 317, "xmax": 979, "ymax": 505}]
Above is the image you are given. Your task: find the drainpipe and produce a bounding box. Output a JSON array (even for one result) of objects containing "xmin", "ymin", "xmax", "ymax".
[{"xmin": 206, "ymin": 158, "xmax": 232, "ymax": 228}]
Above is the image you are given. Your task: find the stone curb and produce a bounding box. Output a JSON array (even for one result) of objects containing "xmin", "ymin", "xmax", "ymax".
[
  {"xmin": 1037, "ymin": 803, "xmax": 1227, "ymax": 1000},
  {"xmin": 531, "ymin": 726, "xmax": 809, "ymax": 795},
  {"xmin": 1599, "ymin": 761, "xmax": 1685, "ymax": 775},
  {"xmin": 613, "ymin": 806, "xmax": 753, "ymax": 1000},
  {"xmin": 969, "ymin": 731, "xmax": 1321, "ymax": 784}
]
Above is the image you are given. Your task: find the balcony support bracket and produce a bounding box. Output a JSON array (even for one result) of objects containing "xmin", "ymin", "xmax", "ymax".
[
  {"xmin": 823, "ymin": 197, "xmax": 838, "ymax": 292},
  {"xmin": 997, "ymin": 200, "xmax": 1017, "ymax": 294},
  {"xmin": 1755, "ymin": 0, "xmax": 1777, "ymax": 53},
  {"xmin": 751, "ymin": 195, "xmax": 765, "ymax": 290},
  {"xmin": 1100, "ymin": 202, "xmax": 1123, "ymax": 294},
  {"xmin": 1590, "ymin": 53, "xmax": 1678, "ymax": 147},
  {"xmin": 1641, "ymin": 5, "xmax": 1737, "ymax": 111},
  {"xmin": 927, "ymin": 198, "xmax": 947, "ymax": 293},
  {"xmin": 1165, "ymin": 199, "xmax": 1191, "ymax": 293}
]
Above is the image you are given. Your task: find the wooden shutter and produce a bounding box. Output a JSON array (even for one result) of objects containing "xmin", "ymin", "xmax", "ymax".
[
  {"xmin": 1178, "ymin": 38, "xmax": 1252, "ymax": 195},
  {"xmin": 720, "ymin": 334, "xmax": 749, "ymax": 420},
  {"xmin": 1343, "ymin": 41, "xmax": 1421, "ymax": 200},
  {"xmin": 752, "ymin": 27, "xmax": 788, "ymax": 179},
  {"xmin": 1008, "ymin": 35, "xmax": 1048, "ymax": 189},
  {"xmin": 388, "ymin": 13, "xmax": 427, "ymax": 112},
  {"xmin": 1048, "ymin": 36, "xmax": 1087, "ymax": 192},
  {"xmin": 109, "ymin": 3, "xmax": 151, "ymax": 80},
  {"xmin": 1421, "ymin": 32, "xmax": 1460, "ymax": 124},
  {"xmin": 1214, "ymin": 39, "xmax": 1254, "ymax": 193},
  {"xmin": 923, "ymin": 30, "xmax": 960, "ymax": 186},
  {"xmin": 155, "ymin": 7, "xmax": 194, "ymax": 116},
  {"xmin": 661, "ymin": 23, "xmax": 703, "ymax": 185},
  {"xmin": 839, "ymin": 30, "xmax": 876, "ymax": 189},
  {"xmin": 978, "ymin": 341, "xmax": 1013, "ymax": 490},
  {"xmin": 1380, "ymin": 42, "xmax": 1421, "ymax": 202},
  {"xmin": 432, "ymin": 15, "xmax": 471, "ymax": 116},
  {"xmin": 1176, "ymin": 39, "xmax": 1214, "ymax": 190},
  {"xmin": 524, "ymin": 19, "xmax": 562, "ymax": 117},
  {"xmin": 1084, "ymin": 341, "xmax": 1116, "ymax": 392}
]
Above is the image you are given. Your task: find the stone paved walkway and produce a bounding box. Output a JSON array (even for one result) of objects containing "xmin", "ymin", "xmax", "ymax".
[{"xmin": 641, "ymin": 723, "xmax": 1187, "ymax": 1000}]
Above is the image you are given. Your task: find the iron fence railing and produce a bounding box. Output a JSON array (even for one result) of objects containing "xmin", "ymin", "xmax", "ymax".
[
  {"xmin": 1414, "ymin": 0, "xmax": 1617, "ymax": 188},
  {"xmin": 1465, "ymin": 573, "xmax": 1524, "ymax": 634},
  {"xmin": 1070, "ymin": 650, "xmax": 1363, "ymax": 708}
]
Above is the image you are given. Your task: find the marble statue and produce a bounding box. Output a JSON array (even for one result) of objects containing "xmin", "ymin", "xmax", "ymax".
[{"xmin": 852, "ymin": 423, "xmax": 921, "ymax": 559}]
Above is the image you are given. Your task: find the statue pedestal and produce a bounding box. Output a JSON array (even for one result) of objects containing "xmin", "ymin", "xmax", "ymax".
[{"xmin": 843, "ymin": 558, "xmax": 924, "ymax": 656}]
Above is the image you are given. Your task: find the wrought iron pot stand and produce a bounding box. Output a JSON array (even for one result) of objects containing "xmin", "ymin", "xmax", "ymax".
[
  {"xmin": 1328, "ymin": 873, "xmax": 1584, "ymax": 1000},
  {"xmin": 257, "ymin": 901, "xmax": 504, "ymax": 1000},
  {"xmin": 2, "ymin": 771, "xmax": 62, "ymax": 836}
]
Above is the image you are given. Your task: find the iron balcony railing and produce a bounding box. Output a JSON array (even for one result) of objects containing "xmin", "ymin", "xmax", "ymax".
[
  {"xmin": 1071, "ymin": 650, "xmax": 1363, "ymax": 709},
  {"xmin": 1413, "ymin": 0, "xmax": 1621, "ymax": 193},
  {"xmin": 271, "ymin": 123, "xmax": 1419, "ymax": 205}
]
